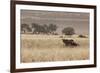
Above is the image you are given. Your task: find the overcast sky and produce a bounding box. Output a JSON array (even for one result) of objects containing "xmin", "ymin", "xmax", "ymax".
[{"xmin": 21, "ymin": 10, "xmax": 90, "ymax": 35}]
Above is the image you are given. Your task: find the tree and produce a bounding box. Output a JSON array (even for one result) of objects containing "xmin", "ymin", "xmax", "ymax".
[
  {"xmin": 31, "ymin": 23, "xmax": 41, "ymax": 34},
  {"xmin": 31, "ymin": 23, "xmax": 39, "ymax": 28},
  {"xmin": 21, "ymin": 23, "xmax": 31, "ymax": 33},
  {"xmin": 62, "ymin": 27, "xmax": 75, "ymax": 37},
  {"xmin": 48, "ymin": 24, "xmax": 57, "ymax": 34},
  {"xmin": 42, "ymin": 24, "xmax": 49, "ymax": 34}
]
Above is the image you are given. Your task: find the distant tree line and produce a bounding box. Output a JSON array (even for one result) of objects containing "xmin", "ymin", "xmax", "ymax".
[
  {"xmin": 21, "ymin": 23, "xmax": 57, "ymax": 34},
  {"xmin": 21, "ymin": 23, "xmax": 75, "ymax": 37},
  {"xmin": 32, "ymin": 23, "xmax": 57, "ymax": 34}
]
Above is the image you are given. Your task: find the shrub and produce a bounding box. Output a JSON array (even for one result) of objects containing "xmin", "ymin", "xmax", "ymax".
[{"xmin": 78, "ymin": 35, "xmax": 87, "ymax": 38}]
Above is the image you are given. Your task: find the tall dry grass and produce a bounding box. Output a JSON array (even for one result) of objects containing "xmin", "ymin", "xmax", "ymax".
[{"xmin": 21, "ymin": 34, "xmax": 89, "ymax": 63}]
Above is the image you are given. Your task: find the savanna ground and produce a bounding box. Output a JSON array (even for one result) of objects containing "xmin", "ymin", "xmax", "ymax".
[{"xmin": 21, "ymin": 34, "xmax": 89, "ymax": 63}]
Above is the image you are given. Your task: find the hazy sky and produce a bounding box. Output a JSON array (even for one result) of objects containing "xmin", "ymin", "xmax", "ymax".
[{"xmin": 21, "ymin": 10, "xmax": 90, "ymax": 35}]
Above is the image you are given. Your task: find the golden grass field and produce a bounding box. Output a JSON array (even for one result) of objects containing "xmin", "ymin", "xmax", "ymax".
[{"xmin": 21, "ymin": 34, "xmax": 89, "ymax": 63}]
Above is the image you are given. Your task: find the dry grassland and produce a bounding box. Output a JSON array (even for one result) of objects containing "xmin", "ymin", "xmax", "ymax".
[{"xmin": 21, "ymin": 34, "xmax": 89, "ymax": 63}]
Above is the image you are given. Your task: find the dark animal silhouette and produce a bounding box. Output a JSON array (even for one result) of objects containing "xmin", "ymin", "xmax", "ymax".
[{"xmin": 62, "ymin": 39, "xmax": 79, "ymax": 47}]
